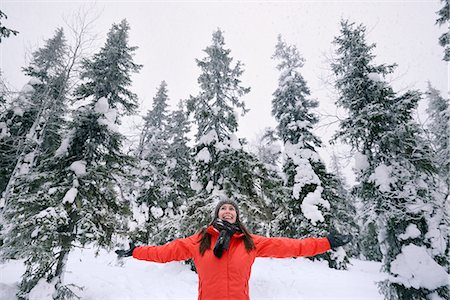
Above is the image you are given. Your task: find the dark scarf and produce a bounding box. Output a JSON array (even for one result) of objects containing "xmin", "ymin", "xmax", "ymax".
[{"xmin": 212, "ymin": 219, "xmax": 241, "ymax": 258}]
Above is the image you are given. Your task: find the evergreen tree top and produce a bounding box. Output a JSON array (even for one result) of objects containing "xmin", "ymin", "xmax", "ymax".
[
  {"xmin": 271, "ymin": 35, "xmax": 319, "ymax": 147},
  {"xmin": 76, "ymin": 19, "xmax": 142, "ymax": 115},
  {"xmin": 188, "ymin": 28, "xmax": 250, "ymax": 143},
  {"xmin": 273, "ymin": 35, "xmax": 304, "ymax": 71},
  {"xmin": 332, "ymin": 20, "xmax": 397, "ymax": 82},
  {"xmin": 22, "ymin": 28, "xmax": 67, "ymax": 79},
  {"xmin": 435, "ymin": 0, "xmax": 449, "ymax": 26},
  {"xmin": 331, "ymin": 19, "xmax": 425, "ymax": 154},
  {"xmin": 143, "ymin": 81, "xmax": 170, "ymax": 130}
]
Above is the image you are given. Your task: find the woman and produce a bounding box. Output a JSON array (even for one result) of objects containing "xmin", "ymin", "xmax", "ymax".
[{"xmin": 116, "ymin": 200, "xmax": 352, "ymax": 300}]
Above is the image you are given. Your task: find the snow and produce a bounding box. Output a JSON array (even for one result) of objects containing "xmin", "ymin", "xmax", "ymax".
[
  {"xmin": 62, "ymin": 187, "xmax": 78, "ymax": 204},
  {"xmin": 13, "ymin": 106, "xmax": 24, "ymax": 117},
  {"xmin": 368, "ymin": 72, "xmax": 383, "ymax": 82},
  {"xmin": 36, "ymin": 207, "xmax": 68, "ymax": 221},
  {"xmin": 216, "ymin": 133, "xmax": 241, "ymax": 150},
  {"xmin": 94, "ymin": 97, "xmax": 110, "ymax": 114},
  {"xmin": 150, "ymin": 206, "xmax": 164, "ymax": 219},
  {"xmin": 28, "ymin": 77, "xmax": 43, "ymax": 85},
  {"xmin": 0, "ymin": 122, "xmax": 9, "ymax": 139},
  {"xmin": 189, "ymin": 172, "xmax": 203, "ymax": 193},
  {"xmin": 389, "ymin": 244, "xmax": 449, "ymax": 290},
  {"xmin": 354, "ymin": 152, "xmax": 369, "ymax": 171},
  {"xmin": 292, "ymin": 159, "xmax": 320, "ymax": 197},
  {"xmin": 195, "ymin": 147, "xmax": 211, "ymax": 163},
  {"xmin": 205, "ymin": 180, "xmax": 214, "ymax": 193},
  {"xmin": 198, "ymin": 129, "xmax": 218, "ymax": 145},
  {"xmin": 398, "ymin": 224, "xmax": 421, "ymax": 240},
  {"xmin": 368, "ymin": 163, "xmax": 394, "ymax": 192},
  {"xmin": 229, "ymin": 134, "xmax": 241, "ymax": 149},
  {"xmin": 55, "ymin": 130, "xmax": 74, "ymax": 157},
  {"xmin": 132, "ymin": 202, "xmax": 149, "ymax": 229},
  {"xmin": 425, "ymin": 226, "xmax": 447, "ymax": 256},
  {"xmin": 20, "ymin": 84, "xmax": 35, "ymax": 94},
  {"xmin": 69, "ymin": 160, "xmax": 87, "ymax": 177},
  {"xmin": 0, "ymin": 246, "xmax": 387, "ymax": 300},
  {"xmin": 300, "ymin": 187, "xmax": 330, "ymax": 225},
  {"xmin": 29, "ymin": 278, "xmax": 56, "ymax": 300},
  {"xmin": 95, "ymin": 97, "xmax": 120, "ymax": 132},
  {"xmin": 18, "ymin": 152, "xmax": 35, "ymax": 175}
]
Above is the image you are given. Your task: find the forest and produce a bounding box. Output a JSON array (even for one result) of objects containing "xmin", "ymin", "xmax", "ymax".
[{"xmin": 0, "ymin": 1, "xmax": 449, "ymax": 299}]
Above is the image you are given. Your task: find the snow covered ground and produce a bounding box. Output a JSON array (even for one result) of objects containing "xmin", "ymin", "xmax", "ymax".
[{"xmin": 1, "ymin": 246, "xmax": 386, "ymax": 299}]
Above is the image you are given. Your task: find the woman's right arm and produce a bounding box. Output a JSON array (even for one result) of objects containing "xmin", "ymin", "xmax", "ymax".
[
  {"xmin": 252, "ymin": 235, "xmax": 331, "ymax": 258},
  {"xmin": 132, "ymin": 235, "xmax": 197, "ymax": 263}
]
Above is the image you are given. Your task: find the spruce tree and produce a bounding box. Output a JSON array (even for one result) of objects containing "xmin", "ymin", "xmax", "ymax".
[
  {"xmin": 436, "ymin": 0, "xmax": 450, "ymax": 61},
  {"xmin": 159, "ymin": 101, "xmax": 194, "ymax": 241},
  {"xmin": 183, "ymin": 29, "xmax": 272, "ymax": 236},
  {"xmin": 331, "ymin": 19, "xmax": 449, "ymax": 299},
  {"xmin": 328, "ymin": 151, "xmax": 359, "ymax": 258},
  {"xmin": 425, "ymin": 83, "xmax": 449, "ymax": 187},
  {"xmin": 425, "ymin": 84, "xmax": 450, "ymax": 263},
  {"xmin": 0, "ymin": 28, "xmax": 67, "ymax": 202},
  {"xmin": 133, "ymin": 81, "xmax": 174, "ymax": 244},
  {"xmin": 2, "ymin": 20, "xmax": 141, "ymax": 299},
  {"xmin": 251, "ymin": 128, "xmax": 289, "ymax": 236},
  {"xmin": 271, "ymin": 35, "xmax": 354, "ymax": 269}
]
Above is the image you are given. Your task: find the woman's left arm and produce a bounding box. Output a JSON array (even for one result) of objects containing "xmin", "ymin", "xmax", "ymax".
[{"xmin": 252, "ymin": 235, "xmax": 331, "ymax": 258}]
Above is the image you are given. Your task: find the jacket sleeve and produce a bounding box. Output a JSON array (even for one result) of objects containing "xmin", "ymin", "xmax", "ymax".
[
  {"xmin": 252, "ymin": 235, "xmax": 331, "ymax": 258},
  {"xmin": 132, "ymin": 235, "xmax": 198, "ymax": 263}
]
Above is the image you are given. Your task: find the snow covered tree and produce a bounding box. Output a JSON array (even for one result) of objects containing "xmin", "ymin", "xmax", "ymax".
[
  {"xmin": 157, "ymin": 101, "xmax": 194, "ymax": 241},
  {"xmin": 136, "ymin": 81, "xmax": 170, "ymax": 158},
  {"xmin": 250, "ymin": 128, "xmax": 289, "ymax": 236},
  {"xmin": 2, "ymin": 19, "xmax": 141, "ymax": 299},
  {"xmin": 271, "ymin": 35, "xmax": 354, "ymax": 269},
  {"xmin": 328, "ymin": 151, "xmax": 360, "ymax": 258},
  {"xmin": 425, "ymin": 83, "xmax": 449, "ymax": 188},
  {"xmin": 436, "ymin": 0, "xmax": 450, "ymax": 61},
  {"xmin": 331, "ymin": 19, "xmax": 449, "ymax": 299},
  {"xmin": 183, "ymin": 29, "xmax": 272, "ymax": 236},
  {"xmin": 425, "ymin": 85, "xmax": 450, "ymax": 262},
  {"xmin": 133, "ymin": 81, "xmax": 190, "ymax": 244},
  {"xmin": 0, "ymin": 29, "xmax": 71, "ymax": 250}
]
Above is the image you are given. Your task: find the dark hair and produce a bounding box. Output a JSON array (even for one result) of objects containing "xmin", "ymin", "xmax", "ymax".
[{"xmin": 199, "ymin": 200, "xmax": 255, "ymax": 255}]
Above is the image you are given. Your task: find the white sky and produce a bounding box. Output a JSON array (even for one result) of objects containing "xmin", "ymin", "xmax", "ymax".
[{"xmin": 1, "ymin": 0, "xmax": 448, "ymax": 183}]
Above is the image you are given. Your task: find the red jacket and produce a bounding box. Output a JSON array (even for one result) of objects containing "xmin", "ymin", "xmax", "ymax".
[{"xmin": 133, "ymin": 226, "xmax": 331, "ymax": 300}]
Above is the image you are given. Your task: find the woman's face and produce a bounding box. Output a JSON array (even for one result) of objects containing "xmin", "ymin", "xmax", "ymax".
[{"xmin": 218, "ymin": 204, "xmax": 237, "ymax": 224}]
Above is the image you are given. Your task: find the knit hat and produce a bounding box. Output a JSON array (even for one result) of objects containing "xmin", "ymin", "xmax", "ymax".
[{"xmin": 213, "ymin": 199, "xmax": 240, "ymax": 222}]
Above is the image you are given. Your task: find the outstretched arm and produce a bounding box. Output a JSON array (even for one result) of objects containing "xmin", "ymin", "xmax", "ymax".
[
  {"xmin": 116, "ymin": 235, "xmax": 197, "ymax": 263},
  {"xmin": 133, "ymin": 236, "xmax": 197, "ymax": 263},
  {"xmin": 253, "ymin": 235, "xmax": 331, "ymax": 258}
]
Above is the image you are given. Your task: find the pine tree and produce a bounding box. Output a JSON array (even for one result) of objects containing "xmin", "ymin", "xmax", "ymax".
[
  {"xmin": 328, "ymin": 151, "xmax": 359, "ymax": 258},
  {"xmin": 183, "ymin": 29, "xmax": 272, "ymax": 236},
  {"xmin": 133, "ymin": 81, "xmax": 174, "ymax": 244},
  {"xmin": 425, "ymin": 84, "xmax": 450, "ymax": 266},
  {"xmin": 425, "ymin": 83, "xmax": 449, "ymax": 186},
  {"xmin": 271, "ymin": 35, "xmax": 355, "ymax": 269},
  {"xmin": 158, "ymin": 101, "xmax": 194, "ymax": 241},
  {"xmin": 331, "ymin": 19, "xmax": 449, "ymax": 299},
  {"xmin": 436, "ymin": 0, "xmax": 450, "ymax": 61},
  {"xmin": 0, "ymin": 28, "xmax": 68, "ymax": 202},
  {"xmin": 0, "ymin": 27, "xmax": 70, "ymax": 295},
  {"xmin": 2, "ymin": 20, "xmax": 141, "ymax": 299},
  {"xmin": 251, "ymin": 128, "xmax": 289, "ymax": 236}
]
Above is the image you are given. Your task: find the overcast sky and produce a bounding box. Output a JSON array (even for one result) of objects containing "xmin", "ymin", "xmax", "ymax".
[{"xmin": 1, "ymin": 0, "xmax": 447, "ymax": 182}]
